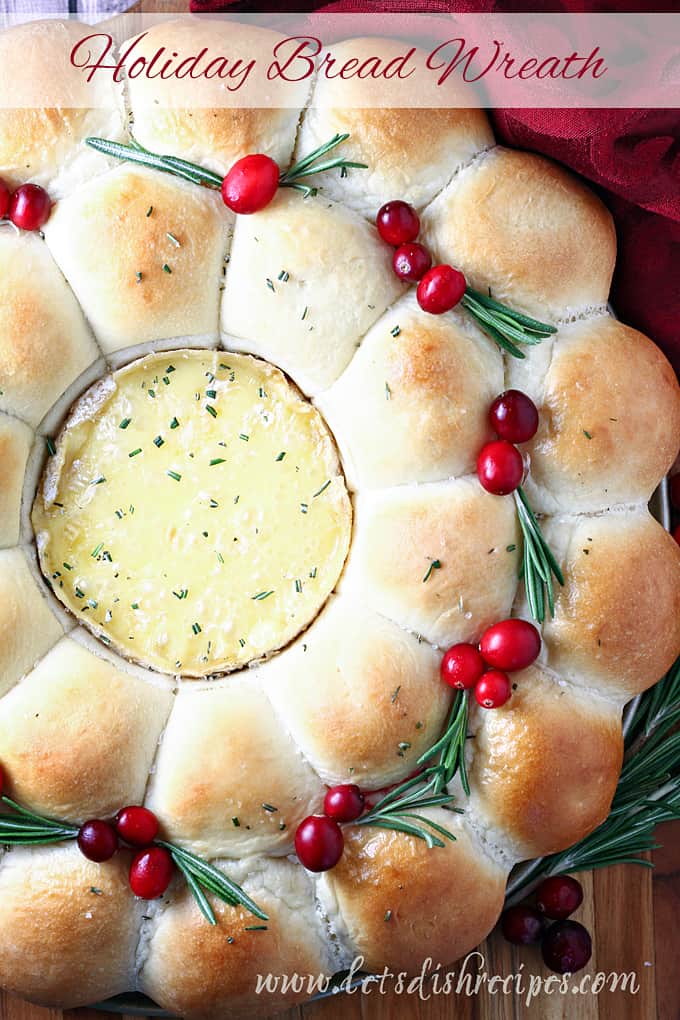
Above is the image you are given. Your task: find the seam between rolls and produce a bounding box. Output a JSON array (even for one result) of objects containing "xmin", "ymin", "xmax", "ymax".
[
  {"xmin": 139, "ymin": 685, "xmax": 178, "ymax": 811},
  {"xmin": 418, "ymin": 142, "xmax": 498, "ymax": 224}
]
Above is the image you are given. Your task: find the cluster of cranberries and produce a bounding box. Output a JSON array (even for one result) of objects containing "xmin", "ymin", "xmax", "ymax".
[
  {"xmin": 294, "ymin": 783, "xmax": 365, "ymax": 873},
  {"xmin": 376, "ymin": 199, "xmax": 467, "ymax": 315},
  {"xmin": 441, "ymin": 617, "xmax": 540, "ymax": 709},
  {"xmin": 477, "ymin": 389, "xmax": 539, "ymax": 496},
  {"xmin": 501, "ymin": 875, "xmax": 592, "ymax": 974},
  {"xmin": 0, "ymin": 178, "xmax": 52, "ymax": 231},
  {"xmin": 77, "ymin": 806, "xmax": 173, "ymax": 900}
]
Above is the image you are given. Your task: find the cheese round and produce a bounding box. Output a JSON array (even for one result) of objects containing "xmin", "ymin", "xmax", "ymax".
[{"xmin": 32, "ymin": 350, "xmax": 351, "ymax": 676}]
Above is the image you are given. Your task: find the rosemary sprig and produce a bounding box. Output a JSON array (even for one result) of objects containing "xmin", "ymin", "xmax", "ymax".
[
  {"xmin": 514, "ymin": 486, "xmax": 564, "ymax": 623},
  {"xmin": 86, "ymin": 133, "xmax": 366, "ymax": 201},
  {"xmin": 0, "ymin": 796, "xmax": 78, "ymax": 844},
  {"xmin": 505, "ymin": 657, "xmax": 680, "ymax": 906},
  {"xmin": 356, "ymin": 691, "xmax": 469, "ymax": 847},
  {"xmin": 461, "ymin": 288, "xmax": 556, "ymax": 358}
]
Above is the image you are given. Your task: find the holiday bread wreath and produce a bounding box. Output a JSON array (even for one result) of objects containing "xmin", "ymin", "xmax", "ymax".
[{"xmin": 0, "ymin": 17, "xmax": 679, "ymax": 1019}]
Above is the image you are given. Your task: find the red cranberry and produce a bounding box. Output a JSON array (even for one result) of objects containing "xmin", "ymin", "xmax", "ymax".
[
  {"xmin": 670, "ymin": 474, "xmax": 680, "ymax": 510},
  {"xmin": 77, "ymin": 819, "xmax": 118, "ymax": 862},
  {"xmin": 9, "ymin": 184, "xmax": 51, "ymax": 231},
  {"xmin": 501, "ymin": 904, "xmax": 545, "ymax": 945},
  {"xmin": 295, "ymin": 815, "xmax": 344, "ymax": 872},
  {"xmin": 440, "ymin": 643, "xmax": 485, "ymax": 691},
  {"xmin": 477, "ymin": 440, "xmax": 524, "ymax": 495},
  {"xmin": 115, "ymin": 805, "xmax": 159, "ymax": 847},
  {"xmin": 323, "ymin": 784, "xmax": 365, "ymax": 823},
  {"xmin": 129, "ymin": 846, "xmax": 174, "ymax": 899},
  {"xmin": 392, "ymin": 242, "xmax": 432, "ymax": 282},
  {"xmin": 0, "ymin": 179, "xmax": 9, "ymax": 219},
  {"xmin": 489, "ymin": 390, "xmax": 539, "ymax": 444},
  {"xmin": 536, "ymin": 875, "xmax": 584, "ymax": 920},
  {"xmin": 542, "ymin": 920, "xmax": 592, "ymax": 974},
  {"xmin": 474, "ymin": 670, "xmax": 511, "ymax": 709},
  {"xmin": 417, "ymin": 264, "xmax": 466, "ymax": 315},
  {"xmin": 221, "ymin": 154, "xmax": 279, "ymax": 215},
  {"xmin": 480, "ymin": 618, "xmax": 541, "ymax": 672},
  {"xmin": 376, "ymin": 200, "xmax": 420, "ymax": 246}
]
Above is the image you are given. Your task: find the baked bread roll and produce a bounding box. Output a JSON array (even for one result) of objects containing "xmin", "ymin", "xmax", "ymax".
[{"xmin": 0, "ymin": 413, "xmax": 32, "ymax": 548}]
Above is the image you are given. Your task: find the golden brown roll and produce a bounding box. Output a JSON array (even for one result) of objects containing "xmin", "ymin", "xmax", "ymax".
[
  {"xmin": 297, "ymin": 37, "xmax": 494, "ymax": 217},
  {"xmin": 0, "ymin": 20, "xmax": 124, "ymax": 197},
  {"xmin": 140, "ymin": 856, "xmax": 334, "ymax": 1019},
  {"xmin": 0, "ymin": 844, "xmax": 138, "ymax": 1007},
  {"xmin": 0, "ymin": 547, "xmax": 66, "ymax": 698},
  {"xmin": 0, "ymin": 231, "xmax": 99, "ymax": 428},
  {"xmin": 540, "ymin": 509, "xmax": 680, "ymax": 697},
  {"xmin": 422, "ymin": 147, "xmax": 616, "ymax": 320},
  {"xmin": 320, "ymin": 810, "xmax": 507, "ymax": 973},
  {"xmin": 0, "ymin": 413, "xmax": 32, "ymax": 548},
  {"xmin": 508, "ymin": 315, "xmax": 680, "ymax": 513},
  {"xmin": 467, "ymin": 666, "xmax": 623, "ymax": 859},
  {"xmin": 339, "ymin": 478, "xmax": 521, "ymax": 647},
  {"xmin": 264, "ymin": 595, "xmax": 451, "ymax": 789},
  {"xmin": 221, "ymin": 189, "xmax": 404, "ymax": 395},
  {"xmin": 44, "ymin": 165, "xmax": 232, "ymax": 353},
  {"xmin": 145, "ymin": 673, "xmax": 324, "ymax": 858},
  {"xmin": 317, "ymin": 294, "xmax": 503, "ymax": 489},
  {"xmin": 0, "ymin": 637, "xmax": 172, "ymax": 823}
]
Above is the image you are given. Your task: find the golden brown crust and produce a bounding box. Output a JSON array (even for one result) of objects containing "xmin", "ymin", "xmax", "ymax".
[
  {"xmin": 323, "ymin": 811, "xmax": 507, "ymax": 972},
  {"xmin": 422, "ymin": 147, "xmax": 616, "ymax": 319},
  {"xmin": 0, "ymin": 637, "xmax": 172, "ymax": 822},
  {"xmin": 0, "ymin": 413, "xmax": 32, "ymax": 548},
  {"xmin": 317, "ymin": 295, "xmax": 503, "ymax": 489},
  {"xmin": 0, "ymin": 844, "xmax": 138, "ymax": 1008},
  {"xmin": 542, "ymin": 510, "xmax": 680, "ymax": 696},
  {"xmin": 468, "ymin": 667, "xmax": 623, "ymax": 858},
  {"xmin": 44, "ymin": 165, "xmax": 232, "ymax": 353}
]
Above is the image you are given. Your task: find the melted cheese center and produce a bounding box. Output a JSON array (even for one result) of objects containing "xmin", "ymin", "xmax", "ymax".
[{"xmin": 32, "ymin": 350, "xmax": 351, "ymax": 676}]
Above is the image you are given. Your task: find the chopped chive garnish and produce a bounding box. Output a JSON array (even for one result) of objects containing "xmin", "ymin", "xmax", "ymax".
[
  {"xmin": 91, "ymin": 543, "xmax": 104, "ymax": 558},
  {"xmin": 129, "ymin": 448, "xmax": 142, "ymax": 458},
  {"xmin": 205, "ymin": 389, "xmax": 217, "ymax": 399},
  {"xmin": 205, "ymin": 404, "xmax": 218, "ymax": 418},
  {"xmin": 119, "ymin": 418, "xmax": 131, "ymax": 430},
  {"xmin": 262, "ymin": 803, "xmax": 277, "ymax": 813},
  {"xmin": 385, "ymin": 382, "xmax": 391, "ymax": 400},
  {"xmin": 209, "ymin": 499, "xmax": 219, "ymax": 508},
  {"xmin": 295, "ymin": 579, "xmax": 302, "ymax": 593},
  {"xmin": 313, "ymin": 480, "xmax": 331, "ymax": 498},
  {"xmin": 390, "ymin": 325, "xmax": 401, "ymax": 337},
  {"xmin": 162, "ymin": 264, "xmax": 172, "ymax": 274},
  {"xmin": 266, "ymin": 278, "xmax": 275, "ymax": 291},
  {"xmin": 251, "ymin": 590, "xmax": 274, "ymax": 601},
  {"xmin": 148, "ymin": 389, "xmax": 156, "ymax": 399},
  {"xmin": 166, "ymin": 365, "xmax": 175, "ymax": 373},
  {"xmin": 391, "ymin": 685, "xmax": 401, "ymax": 704},
  {"xmin": 301, "ymin": 306, "xmax": 308, "ymax": 320},
  {"xmin": 275, "ymin": 451, "xmax": 286, "ymax": 462},
  {"xmin": 191, "ymin": 622, "xmax": 202, "ymax": 635},
  {"xmin": 309, "ymin": 567, "xmax": 317, "ymax": 578},
  {"xmin": 232, "ymin": 817, "xmax": 240, "ymax": 827},
  {"xmin": 422, "ymin": 559, "xmax": 442, "ymax": 583},
  {"xmin": 163, "ymin": 376, "xmax": 170, "ymax": 386},
  {"xmin": 153, "ymin": 435, "xmax": 164, "ymax": 448},
  {"xmin": 167, "ymin": 470, "xmax": 182, "ymax": 482},
  {"xmin": 131, "ymin": 602, "xmax": 139, "ymax": 610},
  {"xmin": 239, "ymin": 637, "xmax": 246, "ymax": 648},
  {"xmin": 75, "ymin": 588, "xmax": 84, "ymax": 599},
  {"xmin": 506, "ymin": 544, "xmax": 516, "ymax": 552},
  {"xmin": 583, "ymin": 430, "xmax": 593, "ymax": 439},
  {"xmin": 46, "ymin": 437, "xmax": 56, "ymax": 456},
  {"xmin": 166, "ymin": 232, "xmax": 180, "ymax": 247},
  {"xmin": 91, "ymin": 476, "xmax": 106, "ymax": 485},
  {"xmin": 216, "ymin": 551, "xmax": 224, "ymax": 564},
  {"xmin": 278, "ymin": 270, "xmax": 289, "ymax": 282},
  {"xmin": 170, "ymin": 417, "xmax": 179, "ymax": 429},
  {"xmin": 136, "ymin": 271, "xmax": 143, "ymax": 284},
  {"xmin": 239, "ymin": 433, "xmax": 249, "ymax": 442},
  {"xmin": 146, "ymin": 206, "xmax": 153, "ymax": 217},
  {"xmin": 244, "ymin": 925, "xmax": 268, "ymax": 932},
  {"xmin": 63, "ymin": 562, "xmax": 73, "ymax": 570},
  {"xmin": 300, "ymin": 503, "xmax": 308, "ymax": 514},
  {"xmin": 210, "ymin": 458, "xmax": 226, "ymax": 466}
]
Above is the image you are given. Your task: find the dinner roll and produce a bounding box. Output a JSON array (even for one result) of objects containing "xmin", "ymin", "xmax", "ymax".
[
  {"xmin": 44, "ymin": 165, "xmax": 232, "ymax": 354},
  {"xmin": 140, "ymin": 856, "xmax": 333, "ymax": 1019},
  {"xmin": 317, "ymin": 294, "xmax": 502, "ymax": 489},
  {"xmin": 221, "ymin": 189, "xmax": 404, "ymax": 395},
  {"xmin": 0, "ymin": 637, "xmax": 172, "ymax": 823},
  {"xmin": 320, "ymin": 810, "xmax": 507, "ymax": 973},
  {"xmin": 467, "ymin": 667, "xmax": 622, "ymax": 859},
  {"xmin": 0, "ymin": 413, "xmax": 32, "ymax": 548},
  {"xmin": 421, "ymin": 147, "xmax": 616, "ymax": 320},
  {"xmin": 540, "ymin": 509, "xmax": 680, "ymax": 697},
  {"xmin": 123, "ymin": 19, "xmax": 307, "ymax": 176},
  {"xmin": 508, "ymin": 315, "xmax": 680, "ymax": 513},
  {"xmin": 0, "ymin": 844, "xmax": 138, "ymax": 1008},
  {"xmin": 264, "ymin": 595, "xmax": 451, "ymax": 789},
  {"xmin": 0, "ymin": 231, "xmax": 99, "ymax": 428},
  {"xmin": 297, "ymin": 37, "xmax": 494, "ymax": 217},
  {"xmin": 145, "ymin": 673, "xmax": 323, "ymax": 859},
  {"xmin": 339, "ymin": 478, "xmax": 521, "ymax": 647},
  {"xmin": 0, "ymin": 547, "xmax": 66, "ymax": 698}
]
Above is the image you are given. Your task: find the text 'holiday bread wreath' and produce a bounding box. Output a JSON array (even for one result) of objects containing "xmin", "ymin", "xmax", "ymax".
[{"xmin": 0, "ymin": 18, "xmax": 679, "ymax": 1019}]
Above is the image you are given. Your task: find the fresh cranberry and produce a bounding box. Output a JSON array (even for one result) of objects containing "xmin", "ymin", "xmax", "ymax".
[
  {"xmin": 536, "ymin": 875, "xmax": 584, "ymax": 920},
  {"xmin": 474, "ymin": 670, "xmax": 512, "ymax": 709},
  {"xmin": 670, "ymin": 474, "xmax": 680, "ymax": 510},
  {"xmin": 295, "ymin": 815, "xmax": 344, "ymax": 872},
  {"xmin": 417, "ymin": 264, "xmax": 466, "ymax": 315},
  {"xmin": 501, "ymin": 904, "xmax": 545, "ymax": 945},
  {"xmin": 0, "ymin": 179, "xmax": 9, "ymax": 219},
  {"xmin": 324, "ymin": 784, "xmax": 365, "ymax": 823},
  {"xmin": 542, "ymin": 920, "xmax": 592, "ymax": 974},
  {"xmin": 376, "ymin": 200, "xmax": 420, "ymax": 246},
  {"xmin": 489, "ymin": 390, "xmax": 539, "ymax": 444},
  {"xmin": 440, "ymin": 643, "xmax": 485, "ymax": 691},
  {"xmin": 480, "ymin": 618, "xmax": 541, "ymax": 672},
  {"xmin": 221, "ymin": 154, "xmax": 279, "ymax": 215},
  {"xmin": 129, "ymin": 846, "xmax": 174, "ymax": 899},
  {"xmin": 9, "ymin": 184, "xmax": 51, "ymax": 231},
  {"xmin": 77, "ymin": 819, "xmax": 119, "ymax": 862},
  {"xmin": 115, "ymin": 805, "xmax": 159, "ymax": 847},
  {"xmin": 476, "ymin": 440, "xmax": 524, "ymax": 495},
  {"xmin": 392, "ymin": 242, "xmax": 432, "ymax": 282}
]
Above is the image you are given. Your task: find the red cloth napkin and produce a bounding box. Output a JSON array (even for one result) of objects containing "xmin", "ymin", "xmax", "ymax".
[{"xmin": 189, "ymin": 0, "xmax": 680, "ymax": 374}]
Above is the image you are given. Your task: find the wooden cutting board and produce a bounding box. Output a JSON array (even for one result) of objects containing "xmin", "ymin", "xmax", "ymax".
[{"xmin": 1, "ymin": 821, "xmax": 676, "ymax": 1020}]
